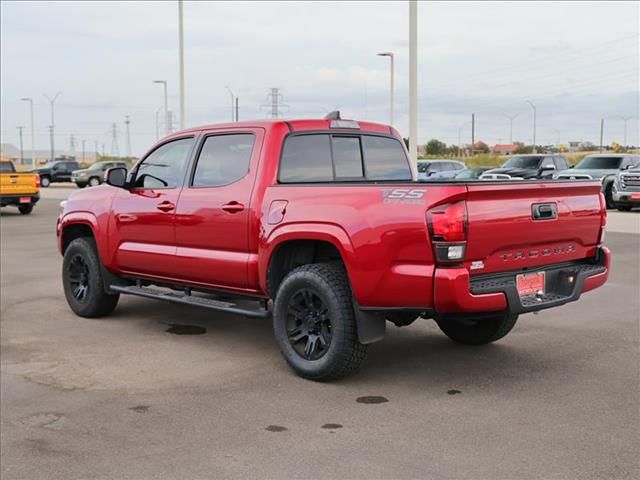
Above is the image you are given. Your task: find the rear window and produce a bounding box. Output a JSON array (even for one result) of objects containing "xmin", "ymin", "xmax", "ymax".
[
  {"xmin": 575, "ymin": 156, "xmax": 622, "ymax": 170},
  {"xmin": 279, "ymin": 134, "xmax": 411, "ymax": 183},
  {"xmin": 0, "ymin": 162, "xmax": 15, "ymax": 173}
]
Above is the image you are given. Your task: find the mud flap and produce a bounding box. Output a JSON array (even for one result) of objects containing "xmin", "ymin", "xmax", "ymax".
[{"xmin": 353, "ymin": 306, "xmax": 386, "ymax": 344}]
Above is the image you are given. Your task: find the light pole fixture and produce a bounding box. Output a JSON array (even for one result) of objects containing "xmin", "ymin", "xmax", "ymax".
[
  {"xmin": 178, "ymin": 0, "xmax": 185, "ymax": 130},
  {"xmin": 153, "ymin": 80, "xmax": 169, "ymax": 135},
  {"xmin": 43, "ymin": 91, "xmax": 61, "ymax": 162},
  {"xmin": 377, "ymin": 52, "xmax": 394, "ymax": 127},
  {"xmin": 502, "ymin": 112, "xmax": 520, "ymax": 144},
  {"xmin": 408, "ymin": 0, "xmax": 418, "ymax": 163},
  {"xmin": 525, "ymin": 100, "xmax": 537, "ymax": 153},
  {"xmin": 225, "ymin": 86, "xmax": 235, "ymax": 122},
  {"xmin": 20, "ymin": 97, "xmax": 36, "ymax": 169}
]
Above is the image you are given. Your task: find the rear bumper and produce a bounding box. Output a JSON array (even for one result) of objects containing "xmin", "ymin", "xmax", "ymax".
[
  {"xmin": 0, "ymin": 193, "xmax": 40, "ymax": 206},
  {"xmin": 434, "ymin": 246, "xmax": 610, "ymax": 315}
]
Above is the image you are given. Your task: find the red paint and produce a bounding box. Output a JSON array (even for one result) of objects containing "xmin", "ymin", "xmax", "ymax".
[{"xmin": 58, "ymin": 118, "xmax": 610, "ymax": 315}]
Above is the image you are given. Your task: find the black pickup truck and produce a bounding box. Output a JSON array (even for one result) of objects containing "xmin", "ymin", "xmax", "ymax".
[{"xmin": 31, "ymin": 160, "xmax": 80, "ymax": 187}]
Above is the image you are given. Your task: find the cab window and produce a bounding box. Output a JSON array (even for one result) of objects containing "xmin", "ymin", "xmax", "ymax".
[
  {"xmin": 192, "ymin": 134, "xmax": 255, "ymax": 187},
  {"xmin": 133, "ymin": 137, "xmax": 194, "ymax": 189}
]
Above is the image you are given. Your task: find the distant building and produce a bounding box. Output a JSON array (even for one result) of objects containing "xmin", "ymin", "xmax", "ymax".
[
  {"xmin": 0, "ymin": 143, "xmax": 99, "ymax": 165},
  {"xmin": 492, "ymin": 144, "xmax": 518, "ymax": 155}
]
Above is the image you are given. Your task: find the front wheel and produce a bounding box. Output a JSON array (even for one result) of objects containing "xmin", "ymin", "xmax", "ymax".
[
  {"xmin": 62, "ymin": 237, "xmax": 119, "ymax": 318},
  {"xmin": 436, "ymin": 313, "xmax": 518, "ymax": 345},
  {"xmin": 18, "ymin": 205, "xmax": 33, "ymax": 215},
  {"xmin": 88, "ymin": 177, "xmax": 101, "ymax": 187},
  {"xmin": 273, "ymin": 263, "xmax": 367, "ymax": 380},
  {"xmin": 604, "ymin": 184, "xmax": 614, "ymax": 209}
]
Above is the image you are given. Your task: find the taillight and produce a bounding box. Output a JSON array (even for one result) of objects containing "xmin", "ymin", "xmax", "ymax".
[
  {"xmin": 426, "ymin": 201, "xmax": 468, "ymax": 264},
  {"xmin": 597, "ymin": 192, "xmax": 607, "ymax": 245},
  {"xmin": 35, "ymin": 174, "xmax": 40, "ymax": 188}
]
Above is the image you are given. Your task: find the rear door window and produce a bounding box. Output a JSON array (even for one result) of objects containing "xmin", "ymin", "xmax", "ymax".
[
  {"xmin": 361, "ymin": 136, "xmax": 412, "ymax": 180},
  {"xmin": 279, "ymin": 135, "xmax": 333, "ymax": 182}
]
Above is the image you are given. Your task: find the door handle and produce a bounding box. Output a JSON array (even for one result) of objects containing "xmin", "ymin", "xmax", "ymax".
[
  {"xmin": 156, "ymin": 201, "xmax": 175, "ymax": 212},
  {"xmin": 222, "ymin": 201, "xmax": 245, "ymax": 213}
]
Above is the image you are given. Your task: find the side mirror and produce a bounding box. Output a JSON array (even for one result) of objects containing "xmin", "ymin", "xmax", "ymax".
[{"xmin": 105, "ymin": 167, "xmax": 127, "ymax": 188}]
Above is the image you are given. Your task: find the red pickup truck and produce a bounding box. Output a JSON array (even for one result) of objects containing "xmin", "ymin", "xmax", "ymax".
[{"xmin": 57, "ymin": 115, "xmax": 610, "ymax": 380}]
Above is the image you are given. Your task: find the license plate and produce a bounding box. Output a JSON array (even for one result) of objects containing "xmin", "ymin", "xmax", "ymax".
[
  {"xmin": 631, "ymin": 193, "xmax": 640, "ymax": 200},
  {"xmin": 516, "ymin": 271, "xmax": 545, "ymax": 297},
  {"xmin": 19, "ymin": 197, "xmax": 31, "ymax": 204}
]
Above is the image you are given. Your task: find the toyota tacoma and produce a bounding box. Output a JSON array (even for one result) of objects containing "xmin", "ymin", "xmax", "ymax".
[{"xmin": 57, "ymin": 115, "xmax": 610, "ymax": 380}]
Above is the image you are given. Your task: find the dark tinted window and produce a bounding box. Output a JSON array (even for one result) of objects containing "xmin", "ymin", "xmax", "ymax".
[
  {"xmin": 574, "ymin": 156, "xmax": 622, "ymax": 169},
  {"xmin": 134, "ymin": 137, "xmax": 194, "ymax": 188},
  {"xmin": 417, "ymin": 162, "xmax": 429, "ymax": 173},
  {"xmin": 0, "ymin": 162, "xmax": 15, "ymax": 173},
  {"xmin": 362, "ymin": 136, "xmax": 411, "ymax": 180},
  {"xmin": 332, "ymin": 137, "xmax": 363, "ymax": 178},
  {"xmin": 192, "ymin": 134, "xmax": 255, "ymax": 187},
  {"xmin": 280, "ymin": 135, "xmax": 333, "ymax": 182},
  {"xmin": 503, "ymin": 156, "xmax": 543, "ymax": 168}
]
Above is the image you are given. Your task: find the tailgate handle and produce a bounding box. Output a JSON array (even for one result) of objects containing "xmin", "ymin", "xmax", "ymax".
[{"xmin": 532, "ymin": 203, "xmax": 557, "ymax": 220}]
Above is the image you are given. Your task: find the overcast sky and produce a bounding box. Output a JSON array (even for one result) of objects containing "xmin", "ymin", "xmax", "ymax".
[{"xmin": 1, "ymin": 0, "xmax": 638, "ymax": 157}]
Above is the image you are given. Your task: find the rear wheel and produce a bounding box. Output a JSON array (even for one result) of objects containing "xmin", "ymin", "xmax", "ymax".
[
  {"xmin": 62, "ymin": 237, "xmax": 119, "ymax": 318},
  {"xmin": 436, "ymin": 313, "xmax": 518, "ymax": 345},
  {"xmin": 617, "ymin": 206, "xmax": 632, "ymax": 212},
  {"xmin": 273, "ymin": 263, "xmax": 367, "ymax": 380},
  {"xmin": 18, "ymin": 205, "xmax": 33, "ymax": 215},
  {"xmin": 40, "ymin": 176, "xmax": 50, "ymax": 188},
  {"xmin": 76, "ymin": 183, "xmax": 87, "ymax": 189}
]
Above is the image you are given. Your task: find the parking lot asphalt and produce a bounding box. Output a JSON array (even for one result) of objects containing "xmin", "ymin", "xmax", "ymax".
[{"xmin": 1, "ymin": 195, "xmax": 639, "ymax": 479}]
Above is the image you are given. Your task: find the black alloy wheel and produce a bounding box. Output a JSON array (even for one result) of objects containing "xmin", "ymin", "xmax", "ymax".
[
  {"xmin": 68, "ymin": 254, "xmax": 91, "ymax": 302},
  {"xmin": 286, "ymin": 288, "xmax": 332, "ymax": 360}
]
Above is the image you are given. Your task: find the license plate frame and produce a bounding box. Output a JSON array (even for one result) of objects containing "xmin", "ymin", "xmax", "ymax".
[
  {"xmin": 19, "ymin": 197, "xmax": 31, "ymax": 204},
  {"xmin": 516, "ymin": 271, "xmax": 545, "ymax": 297}
]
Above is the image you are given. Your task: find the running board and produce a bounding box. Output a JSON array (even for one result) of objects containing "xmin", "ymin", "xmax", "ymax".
[{"xmin": 109, "ymin": 284, "xmax": 270, "ymax": 319}]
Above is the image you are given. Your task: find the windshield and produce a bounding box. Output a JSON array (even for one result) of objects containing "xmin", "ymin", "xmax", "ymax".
[
  {"xmin": 40, "ymin": 162, "xmax": 57, "ymax": 169},
  {"xmin": 502, "ymin": 156, "xmax": 543, "ymax": 169},
  {"xmin": 88, "ymin": 162, "xmax": 106, "ymax": 170},
  {"xmin": 574, "ymin": 156, "xmax": 622, "ymax": 170}
]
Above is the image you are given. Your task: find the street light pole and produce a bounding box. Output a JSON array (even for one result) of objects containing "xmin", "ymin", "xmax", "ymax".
[
  {"xmin": 20, "ymin": 98, "xmax": 36, "ymax": 169},
  {"xmin": 153, "ymin": 80, "xmax": 169, "ymax": 136},
  {"xmin": 619, "ymin": 116, "xmax": 633, "ymax": 147},
  {"xmin": 377, "ymin": 52, "xmax": 394, "ymax": 126},
  {"xmin": 408, "ymin": 0, "xmax": 418, "ymax": 163},
  {"xmin": 502, "ymin": 112, "xmax": 520, "ymax": 144},
  {"xmin": 178, "ymin": 0, "xmax": 185, "ymax": 130},
  {"xmin": 17, "ymin": 126, "xmax": 24, "ymax": 164},
  {"xmin": 44, "ymin": 91, "xmax": 61, "ymax": 161},
  {"xmin": 225, "ymin": 86, "xmax": 235, "ymax": 122},
  {"xmin": 525, "ymin": 100, "xmax": 536, "ymax": 153}
]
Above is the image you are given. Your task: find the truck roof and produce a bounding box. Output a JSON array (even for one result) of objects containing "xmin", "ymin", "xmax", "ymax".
[{"xmin": 176, "ymin": 118, "xmax": 393, "ymax": 135}]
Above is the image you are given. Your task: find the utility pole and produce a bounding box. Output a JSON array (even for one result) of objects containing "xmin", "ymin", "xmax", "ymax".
[
  {"xmin": 526, "ymin": 100, "xmax": 536, "ymax": 153},
  {"xmin": 599, "ymin": 118, "xmax": 604, "ymax": 152},
  {"xmin": 102, "ymin": 143, "xmax": 106, "ymax": 157},
  {"xmin": 502, "ymin": 112, "xmax": 520, "ymax": 144},
  {"xmin": 178, "ymin": 0, "xmax": 185, "ymax": 130},
  {"xmin": 82, "ymin": 139, "xmax": 86, "ymax": 163},
  {"xmin": 235, "ymin": 97, "xmax": 239, "ymax": 122},
  {"xmin": 377, "ymin": 52, "xmax": 394, "ymax": 126},
  {"xmin": 619, "ymin": 116, "xmax": 633, "ymax": 147},
  {"xmin": 408, "ymin": 0, "xmax": 418, "ymax": 163},
  {"xmin": 44, "ymin": 91, "xmax": 62, "ymax": 161},
  {"xmin": 69, "ymin": 134, "xmax": 76, "ymax": 157},
  {"xmin": 17, "ymin": 126, "xmax": 25, "ymax": 164},
  {"xmin": 225, "ymin": 86, "xmax": 235, "ymax": 122},
  {"xmin": 110, "ymin": 123, "xmax": 120, "ymax": 157},
  {"xmin": 471, "ymin": 113, "xmax": 475, "ymax": 156},
  {"xmin": 94, "ymin": 140, "xmax": 99, "ymax": 160},
  {"xmin": 124, "ymin": 115, "xmax": 131, "ymax": 157},
  {"xmin": 20, "ymin": 98, "xmax": 36, "ymax": 169},
  {"xmin": 457, "ymin": 121, "xmax": 470, "ymax": 158},
  {"xmin": 168, "ymin": 111, "xmax": 174, "ymax": 133},
  {"xmin": 153, "ymin": 80, "xmax": 169, "ymax": 135}
]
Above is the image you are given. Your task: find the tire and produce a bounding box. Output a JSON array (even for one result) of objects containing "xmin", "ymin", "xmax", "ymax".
[
  {"xmin": 40, "ymin": 176, "xmax": 50, "ymax": 188},
  {"xmin": 617, "ymin": 206, "xmax": 632, "ymax": 212},
  {"xmin": 273, "ymin": 263, "xmax": 367, "ymax": 380},
  {"xmin": 88, "ymin": 177, "xmax": 101, "ymax": 187},
  {"xmin": 18, "ymin": 205, "xmax": 33, "ymax": 215},
  {"xmin": 76, "ymin": 183, "xmax": 87, "ymax": 189},
  {"xmin": 62, "ymin": 237, "xmax": 119, "ymax": 318},
  {"xmin": 604, "ymin": 184, "xmax": 614, "ymax": 209},
  {"xmin": 436, "ymin": 313, "xmax": 518, "ymax": 346}
]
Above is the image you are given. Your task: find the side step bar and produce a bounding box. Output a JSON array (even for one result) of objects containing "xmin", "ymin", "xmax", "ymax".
[{"xmin": 109, "ymin": 284, "xmax": 270, "ymax": 319}]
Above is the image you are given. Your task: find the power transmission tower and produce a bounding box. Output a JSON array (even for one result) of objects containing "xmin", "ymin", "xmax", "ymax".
[
  {"xmin": 69, "ymin": 134, "xmax": 76, "ymax": 156},
  {"xmin": 261, "ymin": 88, "xmax": 289, "ymax": 118},
  {"xmin": 124, "ymin": 115, "xmax": 131, "ymax": 157},
  {"xmin": 110, "ymin": 123, "xmax": 120, "ymax": 157},
  {"xmin": 17, "ymin": 126, "xmax": 24, "ymax": 164}
]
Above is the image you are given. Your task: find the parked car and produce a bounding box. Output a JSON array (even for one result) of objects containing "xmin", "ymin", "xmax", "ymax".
[
  {"xmin": 611, "ymin": 167, "xmax": 640, "ymax": 211},
  {"xmin": 72, "ymin": 161, "xmax": 128, "ymax": 188},
  {"xmin": 431, "ymin": 166, "xmax": 493, "ymax": 180},
  {"xmin": 417, "ymin": 159, "xmax": 465, "ymax": 180},
  {"xmin": 553, "ymin": 154, "xmax": 640, "ymax": 208},
  {"xmin": 31, "ymin": 160, "xmax": 80, "ymax": 187},
  {"xmin": 57, "ymin": 116, "xmax": 610, "ymax": 381},
  {"xmin": 483, "ymin": 154, "xmax": 569, "ymax": 179},
  {"xmin": 0, "ymin": 160, "xmax": 40, "ymax": 214}
]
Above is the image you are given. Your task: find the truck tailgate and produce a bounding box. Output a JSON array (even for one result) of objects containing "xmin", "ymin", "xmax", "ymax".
[
  {"xmin": 465, "ymin": 181, "xmax": 604, "ymax": 274},
  {"xmin": 0, "ymin": 173, "xmax": 39, "ymax": 195}
]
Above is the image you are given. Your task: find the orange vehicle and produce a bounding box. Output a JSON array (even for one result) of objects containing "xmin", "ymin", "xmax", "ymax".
[{"xmin": 0, "ymin": 160, "xmax": 40, "ymax": 214}]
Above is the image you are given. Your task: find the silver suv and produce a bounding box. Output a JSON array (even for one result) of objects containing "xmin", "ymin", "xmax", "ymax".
[
  {"xmin": 71, "ymin": 161, "xmax": 128, "ymax": 188},
  {"xmin": 612, "ymin": 168, "xmax": 640, "ymax": 211}
]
